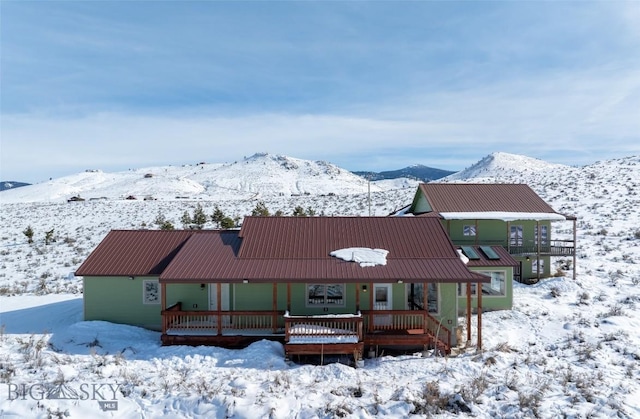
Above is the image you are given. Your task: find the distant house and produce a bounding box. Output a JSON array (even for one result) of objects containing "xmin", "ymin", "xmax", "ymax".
[
  {"xmin": 67, "ymin": 195, "xmax": 85, "ymax": 202},
  {"xmin": 404, "ymin": 183, "xmax": 577, "ymax": 284},
  {"xmin": 76, "ymin": 216, "xmax": 508, "ymax": 361}
]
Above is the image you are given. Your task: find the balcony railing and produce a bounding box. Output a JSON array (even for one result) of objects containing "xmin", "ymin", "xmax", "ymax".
[{"xmin": 452, "ymin": 239, "xmax": 575, "ymax": 257}]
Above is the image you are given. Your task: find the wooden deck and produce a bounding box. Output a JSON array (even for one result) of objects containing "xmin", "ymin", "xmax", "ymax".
[{"xmin": 161, "ymin": 304, "xmax": 452, "ymax": 356}]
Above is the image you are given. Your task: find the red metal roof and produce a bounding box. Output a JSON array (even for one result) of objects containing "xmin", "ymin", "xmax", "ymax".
[
  {"xmin": 76, "ymin": 218, "xmax": 490, "ymax": 284},
  {"xmin": 75, "ymin": 230, "xmax": 201, "ymax": 276},
  {"xmin": 416, "ymin": 183, "xmax": 561, "ymax": 214},
  {"xmin": 237, "ymin": 216, "xmax": 458, "ymax": 259},
  {"xmin": 160, "ymin": 217, "xmax": 489, "ymax": 284}
]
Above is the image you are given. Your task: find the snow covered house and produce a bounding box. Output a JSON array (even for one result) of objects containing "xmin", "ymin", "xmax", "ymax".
[
  {"xmin": 76, "ymin": 216, "xmax": 510, "ymax": 360},
  {"xmin": 405, "ymin": 183, "xmax": 577, "ymax": 286}
]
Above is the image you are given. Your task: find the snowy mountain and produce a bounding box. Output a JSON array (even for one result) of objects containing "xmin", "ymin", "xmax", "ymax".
[
  {"xmin": 0, "ymin": 153, "xmax": 418, "ymax": 203},
  {"xmin": 353, "ymin": 164, "xmax": 455, "ymax": 182},
  {"xmin": 444, "ymin": 152, "xmax": 569, "ymax": 182},
  {"xmin": 0, "ymin": 181, "xmax": 30, "ymax": 191}
]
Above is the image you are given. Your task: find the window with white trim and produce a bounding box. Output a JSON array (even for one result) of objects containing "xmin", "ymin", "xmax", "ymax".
[
  {"xmin": 307, "ymin": 284, "xmax": 345, "ymax": 307},
  {"xmin": 143, "ymin": 280, "xmax": 160, "ymax": 304},
  {"xmin": 463, "ymin": 225, "xmax": 476, "ymax": 237},
  {"xmin": 457, "ymin": 283, "xmax": 478, "ymax": 297}
]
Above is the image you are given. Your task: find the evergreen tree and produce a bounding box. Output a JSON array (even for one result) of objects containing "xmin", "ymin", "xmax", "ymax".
[
  {"xmin": 44, "ymin": 229, "xmax": 55, "ymax": 245},
  {"xmin": 192, "ymin": 204, "xmax": 207, "ymax": 229},
  {"xmin": 251, "ymin": 201, "xmax": 270, "ymax": 217},
  {"xmin": 160, "ymin": 220, "xmax": 175, "ymax": 230},
  {"xmin": 292, "ymin": 206, "xmax": 306, "ymax": 217},
  {"xmin": 211, "ymin": 206, "xmax": 225, "ymax": 228},
  {"xmin": 220, "ymin": 216, "xmax": 236, "ymax": 229},
  {"xmin": 180, "ymin": 210, "xmax": 192, "ymax": 229},
  {"xmin": 23, "ymin": 226, "xmax": 34, "ymax": 244}
]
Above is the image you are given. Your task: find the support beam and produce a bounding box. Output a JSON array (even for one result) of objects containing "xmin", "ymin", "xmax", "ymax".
[
  {"xmin": 466, "ymin": 282, "xmax": 472, "ymax": 343},
  {"xmin": 477, "ymin": 282, "xmax": 483, "ymax": 351},
  {"xmin": 355, "ymin": 283, "xmax": 360, "ymax": 311},
  {"xmin": 272, "ymin": 282, "xmax": 278, "ymax": 334},
  {"xmin": 161, "ymin": 283, "xmax": 167, "ymax": 311},
  {"xmin": 573, "ymin": 218, "xmax": 577, "ymax": 281},
  {"xmin": 217, "ymin": 282, "xmax": 222, "ymax": 336},
  {"xmin": 287, "ymin": 283, "xmax": 291, "ymax": 312},
  {"xmin": 536, "ymin": 221, "xmax": 541, "ymax": 281}
]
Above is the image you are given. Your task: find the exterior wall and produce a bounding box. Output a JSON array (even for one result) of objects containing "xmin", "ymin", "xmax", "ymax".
[
  {"xmin": 519, "ymin": 256, "xmax": 551, "ymax": 279},
  {"xmin": 445, "ymin": 219, "xmax": 509, "ymax": 245},
  {"xmin": 410, "ymin": 192, "xmax": 432, "ymax": 214},
  {"xmin": 84, "ymin": 278, "xmax": 465, "ymax": 341},
  {"xmin": 83, "ymin": 276, "xmax": 163, "ymax": 331},
  {"xmin": 436, "ymin": 283, "xmax": 459, "ymax": 338},
  {"xmin": 456, "ymin": 267, "xmax": 514, "ymax": 314},
  {"xmin": 444, "ymin": 218, "xmax": 552, "ymax": 279},
  {"xmin": 166, "ymin": 283, "xmax": 209, "ymax": 311}
]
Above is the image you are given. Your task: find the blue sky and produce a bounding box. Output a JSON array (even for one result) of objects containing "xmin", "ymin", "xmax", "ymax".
[{"xmin": 1, "ymin": 1, "xmax": 639, "ymax": 183}]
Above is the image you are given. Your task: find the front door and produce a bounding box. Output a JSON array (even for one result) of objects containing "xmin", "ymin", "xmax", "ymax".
[
  {"xmin": 209, "ymin": 283, "xmax": 230, "ymax": 311},
  {"xmin": 373, "ymin": 284, "xmax": 392, "ymax": 326}
]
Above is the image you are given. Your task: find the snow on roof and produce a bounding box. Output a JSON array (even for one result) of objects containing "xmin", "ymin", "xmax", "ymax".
[
  {"xmin": 440, "ymin": 212, "xmax": 566, "ymax": 221},
  {"xmin": 457, "ymin": 249, "xmax": 469, "ymax": 265},
  {"xmin": 329, "ymin": 247, "xmax": 389, "ymax": 267}
]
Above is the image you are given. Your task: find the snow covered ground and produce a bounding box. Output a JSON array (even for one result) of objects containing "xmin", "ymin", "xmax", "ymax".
[{"xmin": 1, "ymin": 152, "xmax": 639, "ymax": 418}]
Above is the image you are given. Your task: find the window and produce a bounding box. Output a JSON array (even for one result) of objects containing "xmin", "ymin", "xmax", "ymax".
[
  {"xmin": 532, "ymin": 259, "xmax": 545, "ymax": 275},
  {"xmin": 407, "ymin": 283, "xmax": 439, "ymax": 314},
  {"xmin": 480, "ymin": 271, "xmax": 506, "ymax": 296},
  {"xmin": 463, "ymin": 225, "xmax": 476, "ymax": 237},
  {"xmin": 307, "ymin": 284, "xmax": 344, "ymax": 307},
  {"xmin": 458, "ymin": 271, "xmax": 506, "ymax": 297},
  {"xmin": 143, "ymin": 280, "xmax": 160, "ymax": 304},
  {"xmin": 535, "ymin": 225, "xmax": 548, "ymax": 245},
  {"xmin": 510, "ymin": 225, "xmax": 523, "ymax": 246}
]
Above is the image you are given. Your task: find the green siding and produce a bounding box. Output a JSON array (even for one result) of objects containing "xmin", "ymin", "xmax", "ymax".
[
  {"xmin": 411, "ymin": 191, "xmax": 432, "ymax": 214},
  {"xmin": 437, "ymin": 283, "xmax": 459, "ymax": 336},
  {"xmin": 166, "ymin": 283, "xmax": 209, "ymax": 311},
  {"xmin": 83, "ymin": 276, "xmax": 163, "ymax": 331}
]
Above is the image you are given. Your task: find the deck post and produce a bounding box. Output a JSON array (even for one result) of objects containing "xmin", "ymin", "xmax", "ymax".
[
  {"xmin": 573, "ymin": 218, "xmax": 577, "ymax": 280},
  {"xmin": 368, "ymin": 282, "xmax": 374, "ymax": 333},
  {"xmin": 355, "ymin": 283, "xmax": 360, "ymax": 311},
  {"xmin": 537, "ymin": 221, "xmax": 541, "ymax": 281},
  {"xmin": 217, "ymin": 282, "xmax": 222, "ymax": 336},
  {"xmin": 477, "ymin": 282, "xmax": 482, "ymax": 351},
  {"xmin": 287, "ymin": 283, "xmax": 291, "ymax": 312},
  {"xmin": 466, "ymin": 282, "xmax": 472, "ymax": 343},
  {"xmin": 272, "ymin": 282, "xmax": 278, "ymax": 334},
  {"xmin": 161, "ymin": 283, "xmax": 167, "ymax": 334}
]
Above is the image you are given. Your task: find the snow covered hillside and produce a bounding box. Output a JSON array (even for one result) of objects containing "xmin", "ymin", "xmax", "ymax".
[
  {"xmin": 0, "ymin": 153, "xmax": 418, "ymax": 203},
  {"xmin": 1, "ymin": 152, "xmax": 639, "ymax": 418},
  {"xmin": 445, "ymin": 152, "xmax": 570, "ymax": 181}
]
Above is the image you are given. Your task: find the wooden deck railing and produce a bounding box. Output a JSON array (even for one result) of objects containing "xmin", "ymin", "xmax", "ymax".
[
  {"xmin": 162, "ymin": 306, "xmax": 284, "ymax": 335},
  {"xmin": 284, "ymin": 313, "xmax": 363, "ymax": 343},
  {"xmin": 162, "ymin": 305, "xmax": 450, "ymax": 352},
  {"xmin": 362, "ymin": 310, "xmax": 451, "ymax": 352}
]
